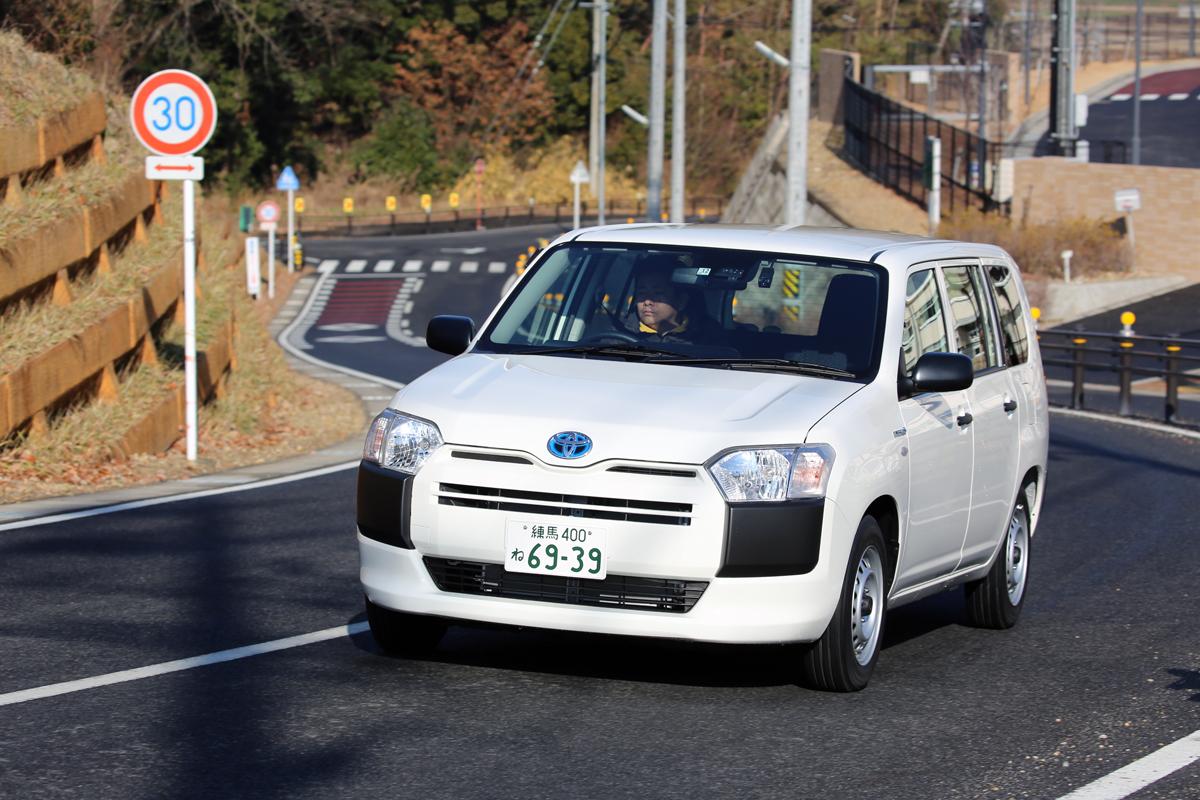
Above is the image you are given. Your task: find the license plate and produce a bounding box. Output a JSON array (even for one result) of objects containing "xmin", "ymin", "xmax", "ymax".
[{"xmin": 504, "ymin": 518, "xmax": 608, "ymax": 580}]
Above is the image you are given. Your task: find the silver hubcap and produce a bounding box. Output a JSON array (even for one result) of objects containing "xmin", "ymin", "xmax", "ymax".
[
  {"xmin": 1005, "ymin": 507, "xmax": 1030, "ymax": 605},
  {"xmin": 850, "ymin": 545, "xmax": 884, "ymax": 666}
]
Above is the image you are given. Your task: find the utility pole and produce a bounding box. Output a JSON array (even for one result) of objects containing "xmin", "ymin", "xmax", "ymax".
[
  {"xmin": 1049, "ymin": 0, "xmax": 1077, "ymax": 157},
  {"xmin": 977, "ymin": 12, "xmax": 989, "ymax": 192},
  {"xmin": 589, "ymin": 3, "xmax": 600, "ymax": 197},
  {"xmin": 1023, "ymin": 0, "xmax": 1032, "ymax": 109},
  {"xmin": 786, "ymin": 0, "xmax": 810, "ymax": 226},
  {"xmin": 597, "ymin": 1, "xmax": 607, "ymax": 223},
  {"xmin": 669, "ymin": 0, "xmax": 686, "ymax": 223},
  {"xmin": 1133, "ymin": 0, "xmax": 1143, "ymax": 164},
  {"xmin": 647, "ymin": 0, "xmax": 667, "ymax": 221}
]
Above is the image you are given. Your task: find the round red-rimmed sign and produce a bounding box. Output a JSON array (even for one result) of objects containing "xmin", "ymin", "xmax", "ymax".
[
  {"xmin": 256, "ymin": 200, "xmax": 281, "ymax": 223},
  {"xmin": 130, "ymin": 70, "xmax": 217, "ymax": 156}
]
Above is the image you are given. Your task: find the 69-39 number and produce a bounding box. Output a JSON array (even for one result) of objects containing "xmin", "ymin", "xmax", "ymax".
[
  {"xmin": 527, "ymin": 542, "xmax": 602, "ymax": 575},
  {"xmin": 150, "ymin": 95, "xmax": 197, "ymax": 132}
]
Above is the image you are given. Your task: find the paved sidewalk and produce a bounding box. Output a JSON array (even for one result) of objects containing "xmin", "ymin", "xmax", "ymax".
[{"xmin": 0, "ymin": 265, "xmax": 396, "ymax": 525}]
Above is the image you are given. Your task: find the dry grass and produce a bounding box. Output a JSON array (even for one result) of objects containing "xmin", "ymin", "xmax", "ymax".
[
  {"xmin": 0, "ymin": 31, "xmax": 95, "ymax": 128},
  {"xmin": 299, "ymin": 135, "xmax": 644, "ymax": 216},
  {"xmin": 941, "ymin": 209, "xmax": 1133, "ymax": 279}
]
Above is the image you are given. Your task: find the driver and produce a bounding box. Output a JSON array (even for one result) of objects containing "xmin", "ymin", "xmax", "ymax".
[{"xmin": 629, "ymin": 255, "xmax": 725, "ymax": 344}]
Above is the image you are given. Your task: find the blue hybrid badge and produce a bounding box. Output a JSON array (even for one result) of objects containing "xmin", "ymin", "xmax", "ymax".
[{"xmin": 547, "ymin": 431, "xmax": 593, "ymax": 460}]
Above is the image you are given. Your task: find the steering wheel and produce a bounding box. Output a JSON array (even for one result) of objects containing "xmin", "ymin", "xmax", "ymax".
[{"xmin": 579, "ymin": 330, "xmax": 641, "ymax": 345}]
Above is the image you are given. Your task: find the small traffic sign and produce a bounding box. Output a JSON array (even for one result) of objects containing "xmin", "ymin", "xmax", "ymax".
[
  {"xmin": 294, "ymin": 197, "xmax": 305, "ymax": 213},
  {"xmin": 145, "ymin": 155, "xmax": 204, "ymax": 181},
  {"xmin": 256, "ymin": 200, "xmax": 281, "ymax": 224},
  {"xmin": 420, "ymin": 193, "xmax": 432, "ymax": 212},
  {"xmin": 448, "ymin": 192, "xmax": 460, "ymax": 209},
  {"xmin": 386, "ymin": 195, "xmax": 397, "ymax": 212},
  {"xmin": 570, "ymin": 160, "xmax": 590, "ymax": 185},
  {"xmin": 260, "ymin": 221, "xmax": 278, "ymax": 233},
  {"xmin": 275, "ymin": 165, "xmax": 301, "ymax": 192},
  {"xmin": 130, "ymin": 70, "xmax": 218, "ymax": 156},
  {"xmin": 1114, "ymin": 188, "xmax": 1141, "ymax": 213},
  {"xmin": 343, "ymin": 197, "xmax": 354, "ymax": 214}
]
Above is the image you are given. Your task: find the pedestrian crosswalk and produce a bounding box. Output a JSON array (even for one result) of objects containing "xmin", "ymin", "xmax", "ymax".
[{"xmin": 312, "ymin": 258, "xmax": 512, "ymax": 275}]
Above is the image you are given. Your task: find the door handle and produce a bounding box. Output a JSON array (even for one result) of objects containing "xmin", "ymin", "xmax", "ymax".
[
  {"xmin": 957, "ymin": 413, "xmax": 974, "ymax": 427},
  {"xmin": 1003, "ymin": 399, "xmax": 1018, "ymax": 413}
]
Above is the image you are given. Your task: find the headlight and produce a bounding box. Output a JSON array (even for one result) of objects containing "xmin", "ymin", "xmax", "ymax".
[
  {"xmin": 707, "ymin": 445, "xmax": 834, "ymax": 502},
  {"xmin": 362, "ymin": 410, "xmax": 443, "ymax": 475}
]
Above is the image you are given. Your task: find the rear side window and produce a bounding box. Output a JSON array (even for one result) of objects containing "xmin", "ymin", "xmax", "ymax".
[
  {"xmin": 942, "ymin": 265, "xmax": 999, "ymax": 372},
  {"xmin": 987, "ymin": 265, "xmax": 1029, "ymax": 365},
  {"xmin": 901, "ymin": 269, "xmax": 949, "ymax": 373}
]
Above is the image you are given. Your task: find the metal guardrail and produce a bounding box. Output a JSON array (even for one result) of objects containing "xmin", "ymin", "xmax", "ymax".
[
  {"xmin": 295, "ymin": 198, "xmax": 725, "ymax": 238},
  {"xmin": 1038, "ymin": 329, "xmax": 1200, "ymax": 424}
]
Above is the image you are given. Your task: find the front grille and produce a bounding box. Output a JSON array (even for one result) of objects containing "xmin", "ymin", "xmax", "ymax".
[
  {"xmin": 437, "ymin": 482, "xmax": 692, "ymax": 526},
  {"xmin": 424, "ymin": 558, "xmax": 708, "ymax": 614},
  {"xmin": 450, "ymin": 450, "xmax": 532, "ymax": 465}
]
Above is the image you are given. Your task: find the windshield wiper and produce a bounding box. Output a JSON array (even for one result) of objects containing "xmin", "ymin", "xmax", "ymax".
[
  {"xmin": 652, "ymin": 357, "xmax": 857, "ymax": 378},
  {"xmin": 514, "ymin": 343, "xmax": 685, "ymax": 360}
]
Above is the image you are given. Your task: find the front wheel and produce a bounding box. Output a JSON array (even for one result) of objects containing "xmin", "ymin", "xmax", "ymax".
[
  {"xmin": 799, "ymin": 515, "xmax": 888, "ymax": 692},
  {"xmin": 964, "ymin": 496, "xmax": 1031, "ymax": 629},
  {"xmin": 365, "ymin": 597, "xmax": 447, "ymax": 656}
]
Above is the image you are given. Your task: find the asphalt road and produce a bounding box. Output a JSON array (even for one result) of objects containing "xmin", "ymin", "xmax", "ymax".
[
  {"xmin": 1, "ymin": 226, "xmax": 1198, "ymax": 799},
  {"xmin": 1079, "ymin": 68, "xmax": 1200, "ymax": 167}
]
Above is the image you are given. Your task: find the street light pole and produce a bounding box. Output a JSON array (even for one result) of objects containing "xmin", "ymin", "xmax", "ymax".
[
  {"xmin": 786, "ymin": 0, "xmax": 810, "ymax": 226},
  {"xmin": 1133, "ymin": 0, "xmax": 1143, "ymax": 165},
  {"xmin": 647, "ymin": 0, "xmax": 667, "ymax": 221},
  {"xmin": 597, "ymin": 1, "xmax": 607, "ymax": 224},
  {"xmin": 669, "ymin": 0, "xmax": 686, "ymax": 223}
]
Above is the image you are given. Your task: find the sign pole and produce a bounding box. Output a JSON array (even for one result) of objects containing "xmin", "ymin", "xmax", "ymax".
[
  {"xmin": 573, "ymin": 181, "xmax": 581, "ymax": 229},
  {"xmin": 267, "ymin": 226, "xmax": 276, "ymax": 299},
  {"xmin": 287, "ymin": 189, "xmax": 295, "ymax": 273},
  {"xmin": 182, "ymin": 178, "xmax": 198, "ymax": 462}
]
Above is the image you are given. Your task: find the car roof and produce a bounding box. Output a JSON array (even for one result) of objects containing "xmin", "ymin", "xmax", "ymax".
[{"xmin": 567, "ymin": 223, "xmax": 1014, "ymax": 271}]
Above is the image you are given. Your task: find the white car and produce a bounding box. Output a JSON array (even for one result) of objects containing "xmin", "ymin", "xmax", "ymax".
[{"xmin": 357, "ymin": 225, "xmax": 1049, "ymax": 691}]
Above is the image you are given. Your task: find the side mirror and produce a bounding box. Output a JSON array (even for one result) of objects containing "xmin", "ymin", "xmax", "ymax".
[
  {"xmin": 426, "ymin": 315, "xmax": 475, "ymax": 356},
  {"xmin": 907, "ymin": 352, "xmax": 974, "ymax": 394}
]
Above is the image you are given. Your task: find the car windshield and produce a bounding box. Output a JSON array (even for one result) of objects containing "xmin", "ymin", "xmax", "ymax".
[{"xmin": 477, "ymin": 243, "xmax": 888, "ymax": 381}]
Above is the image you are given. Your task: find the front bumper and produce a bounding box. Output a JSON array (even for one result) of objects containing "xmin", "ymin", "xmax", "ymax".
[{"xmin": 357, "ymin": 451, "xmax": 851, "ymax": 644}]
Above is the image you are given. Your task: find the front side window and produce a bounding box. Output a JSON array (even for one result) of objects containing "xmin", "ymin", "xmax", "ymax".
[
  {"xmin": 479, "ymin": 244, "xmax": 888, "ymax": 380},
  {"xmin": 987, "ymin": 264, "xmax": 1029, "ymax": 365},
  {"xmin": 942, "ymin": 265, "xmax": 999, "ymax": 372},
  {"xmin": 901, "ymin": 269, "xmax": 949, "ymax": 373}
]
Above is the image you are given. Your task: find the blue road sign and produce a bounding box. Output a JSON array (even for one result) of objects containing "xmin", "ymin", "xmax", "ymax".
[{"xmin": 275, "ymin": 165, "xmax": 301, "ymax": 192}]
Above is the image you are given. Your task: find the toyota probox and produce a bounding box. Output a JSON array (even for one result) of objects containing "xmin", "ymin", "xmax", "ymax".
[{"xmin": 356, "ymin": 225, "xmax": 1048, "ymax": 691}]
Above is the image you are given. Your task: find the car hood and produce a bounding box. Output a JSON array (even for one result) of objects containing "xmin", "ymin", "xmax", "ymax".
[{"xmin": 391, "ymin": 353, "xmax": 861, "ymax": 467}]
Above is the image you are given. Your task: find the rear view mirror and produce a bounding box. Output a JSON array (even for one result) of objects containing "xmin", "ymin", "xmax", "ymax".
[
  {"xmin": 426, "ymin": 315, "xmax": 475, "ymax": 356},
  {"xmin": 906, "ymin": 352, "xmax": 974, "ymax": 394}
]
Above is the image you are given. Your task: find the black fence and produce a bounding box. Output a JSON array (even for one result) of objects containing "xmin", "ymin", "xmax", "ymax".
[
  {"xmin": 295, "ymin": 198, "xmax": 725, "ymax": 239},
  {"xmin": 842, "ymin": 78, "xmax": 1010, "ymax": 216},
  {"xmin": 1038, "ymin": 329, "xmax": 1200, "ymax": 426}
]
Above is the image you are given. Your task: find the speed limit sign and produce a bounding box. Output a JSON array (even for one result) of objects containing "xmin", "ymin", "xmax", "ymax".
[{"xmin": 130, "ymin": 70, "xmax": 217, "ymax": 156}]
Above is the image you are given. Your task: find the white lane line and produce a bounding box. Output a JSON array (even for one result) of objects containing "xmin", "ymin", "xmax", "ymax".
[
  {"xmin": 0, "ymin": 461, "xmax": 358, "ymax": 532},
  {"xmin": 1056, "ymin": 729, "xmax": 1200, "ymax": 800},
  {"xmin": 345, "ymin": 259, "xmax": 367, "ymax": 273},
  {"xmin": 402, "ymin": 259, "xmax": 422, "ymax": 272},
  {"xmin": 1168, "ymin": 93, "xmax": 1189, "ymax": 101},
  {"xmin": 460, "ymin": 261, "xmax": 479, "ymax": 273},
  {"xmin": 488, "ymin": 261, "xmax": 508, "ymax": 273},
  {"xmin": 317, "ymin": 259, "xmax": 339, "ymax": 273},
  {"xmin": 1110, "ymin": 94, "xmax": 1131, "ymax": 101},
  {"xmin": 1140, "ymin": 93, "xmax": 1161, "ymax": 101},
  {"xmin": 0, "ymin": 622, "xmax": 370, "ymax": 708},
  {"xmin": 1048, "ymin": 407, "xmax": 1200, "ymax": 441},
  {"xmin": 431, "ymin": 259, "xmax": 451, "ymax": 272},
  {"xmin": 373, "ymin": 259, "xmax": 395, "ymax": 272}
]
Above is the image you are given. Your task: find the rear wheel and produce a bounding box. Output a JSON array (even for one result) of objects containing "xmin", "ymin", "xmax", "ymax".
[
  {"xmin": 365, "ymin": 597, "xmax": 447, "ymax": 656},
  {"xmin": 965, "ymin": 495, "xmax": 1030, "ymax": 629},
  {"xmin": 800, "ymin": 515, "xmax": 888, "ymax": 692}
]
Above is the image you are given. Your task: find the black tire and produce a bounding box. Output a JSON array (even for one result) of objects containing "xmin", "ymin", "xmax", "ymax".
[
  {"xmin": 965, "ymin": 495, "xmax": 1031, "ymax": 629},
  {"xmin": 365, "ymin": 597, "xmax": 447, "ymax": 656},
  {"xmin": 800, "ymin": 515, "xmax": 888, "ymax": 692}
]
